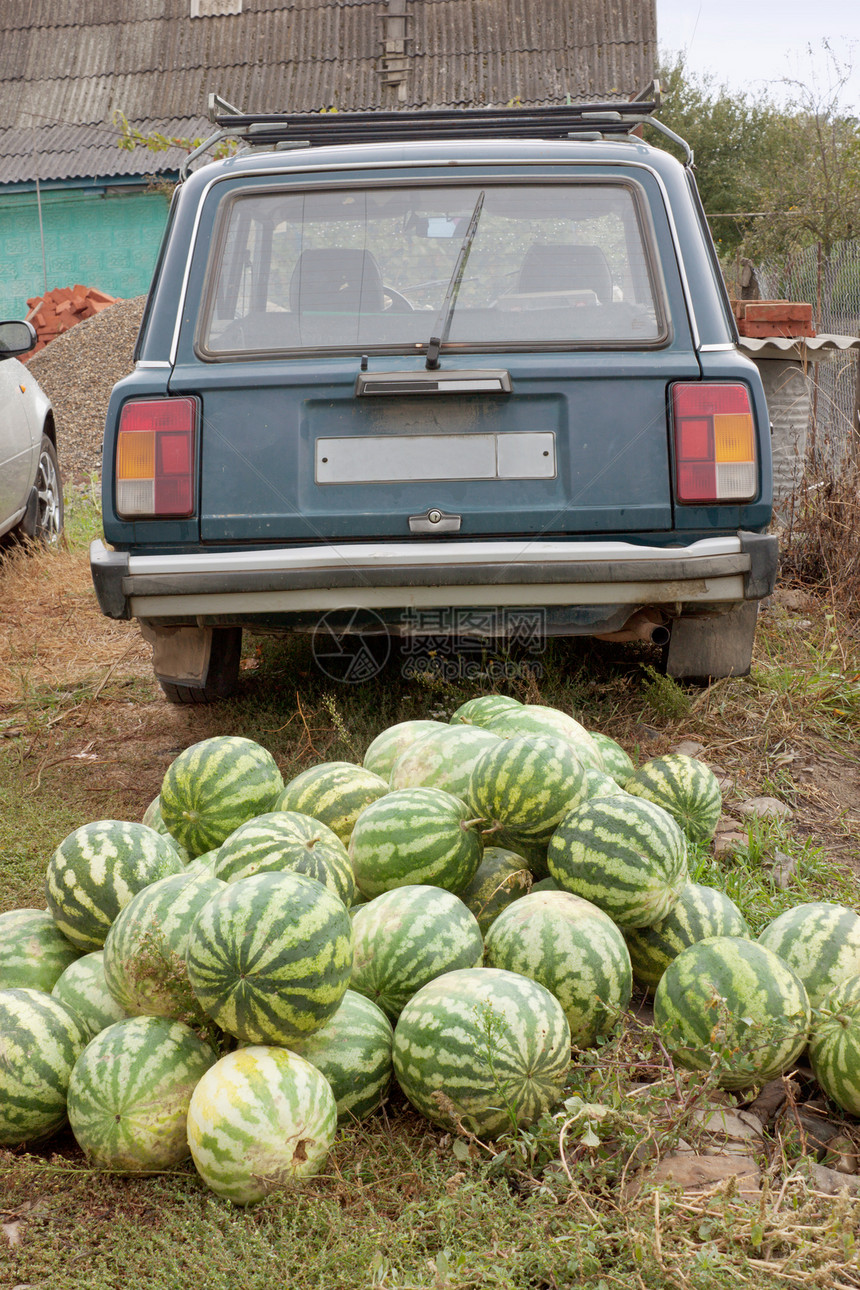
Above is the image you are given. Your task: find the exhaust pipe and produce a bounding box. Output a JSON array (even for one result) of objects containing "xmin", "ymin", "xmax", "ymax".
[{"xmin": 594, "ymin": 610, "xmax": 671, "ymax": 646}]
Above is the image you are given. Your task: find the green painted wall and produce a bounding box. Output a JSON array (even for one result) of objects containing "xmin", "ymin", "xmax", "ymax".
[{"xmin": 0, "ymin": 186, "xmax": 170, "ymax": 319}]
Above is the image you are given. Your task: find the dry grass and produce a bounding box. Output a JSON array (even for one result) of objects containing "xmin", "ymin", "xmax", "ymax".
[{"xmin": 0, "ymin": 540, "xmax": 148, "ymax": 706}]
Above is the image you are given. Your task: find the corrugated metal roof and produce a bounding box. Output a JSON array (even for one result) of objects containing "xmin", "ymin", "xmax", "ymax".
[
  {"xmin": 0, "ymin": 0, "xmax": 657, "ymax": 184},
  {"xmin": 740, "ymin": 334, "xmax": 860, "ymax": 362}
]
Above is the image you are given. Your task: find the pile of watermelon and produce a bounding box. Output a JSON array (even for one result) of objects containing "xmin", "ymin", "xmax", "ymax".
[{"xmin": 2, "ymin": 698, "xmax": 860, "ymax": 1206}]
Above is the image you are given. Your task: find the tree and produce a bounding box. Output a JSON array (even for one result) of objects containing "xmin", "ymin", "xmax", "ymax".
[{"xmin": 651, "ymin": 55, "xmax": 786, "ymax": 256}]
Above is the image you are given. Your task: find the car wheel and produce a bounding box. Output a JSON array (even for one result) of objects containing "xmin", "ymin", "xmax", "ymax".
[
  {"xmin": 158, "ymin": 626, "xmax": 243, "ymax": 704},
  {"xmin": 20, "ymin": 435, "xmax": 64, "ymax": 545}
]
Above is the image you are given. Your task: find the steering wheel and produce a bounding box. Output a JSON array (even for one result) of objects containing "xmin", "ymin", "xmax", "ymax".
[{"xmin": 382, "ymin": 286, "xmax": 414, "ymax": 313}]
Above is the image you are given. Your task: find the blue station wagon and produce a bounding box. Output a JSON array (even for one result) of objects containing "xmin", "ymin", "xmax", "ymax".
[{"xmin": 91, "ymin": 92, "xmax": 777, "ymax": 701}]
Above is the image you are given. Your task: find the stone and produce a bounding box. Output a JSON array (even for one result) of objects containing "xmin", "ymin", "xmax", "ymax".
[
  {"xmin": 736, "ymin": 796, "xmax": 793, "ymax": 821},
  {"xmin": 672, "ymin": 740, "xmax": 705, "ymax": 757},
  {"xmin": 802, "ymin": 1162, "xmax": 860, "ymax": 1196},
  {"xmin": 624, "ymin": 1152, "xmax": 761, "ymax": 1200}
]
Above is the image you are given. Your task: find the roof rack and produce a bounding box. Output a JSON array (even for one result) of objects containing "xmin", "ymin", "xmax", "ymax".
[{"xmin": 181, "ymin": 83, "xmax": 691, "ymax": 179}]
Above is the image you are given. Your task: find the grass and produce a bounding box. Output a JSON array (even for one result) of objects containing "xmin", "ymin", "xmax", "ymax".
[{"xmin": 2, "ymin": 488, "xmax": 860, "ymax": 1287}]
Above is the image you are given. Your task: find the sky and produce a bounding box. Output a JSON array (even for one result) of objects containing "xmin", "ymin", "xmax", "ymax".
[{"xmin": 654, "ymin": 0, "xmax": 859, "ymax": 110}]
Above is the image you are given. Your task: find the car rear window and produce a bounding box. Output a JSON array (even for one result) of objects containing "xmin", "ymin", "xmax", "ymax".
[{"xmin": 199, "ymin": 180, "xmax": 665, "ymax": 355}]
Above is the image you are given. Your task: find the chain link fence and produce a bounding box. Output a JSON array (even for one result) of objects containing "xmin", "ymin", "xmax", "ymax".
[{"xmin": 756, "ymin": 240, "xmax": 860, "ymax": 472}]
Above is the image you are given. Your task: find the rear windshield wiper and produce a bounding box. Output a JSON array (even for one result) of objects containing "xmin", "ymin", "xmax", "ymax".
[{"xmin": 425, "ymin": 190, "xmax": 485, "ymax": 370}]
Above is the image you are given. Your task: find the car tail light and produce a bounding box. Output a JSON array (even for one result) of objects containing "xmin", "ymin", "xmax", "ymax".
[
  {"xmin": 116, "ymin": 398, "xmax": 196, "ymax": 518},
  {"xmin": 672, "ymin": 384, "xmax": 757, "ymax": 503}
]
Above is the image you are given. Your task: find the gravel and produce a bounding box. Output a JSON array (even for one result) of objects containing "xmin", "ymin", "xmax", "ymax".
[{"xmin": 27, "ymin": 296, "xmax": 147, "ymax": 483}]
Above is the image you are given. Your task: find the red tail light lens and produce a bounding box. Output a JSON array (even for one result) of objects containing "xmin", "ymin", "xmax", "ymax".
[
  {"xmin": 116, "ymin": 398, "xmax": 196, "ymax": 518},
  {"xmin": 672, "ymin": 383, "xmax": 757, "ymax": 503}
]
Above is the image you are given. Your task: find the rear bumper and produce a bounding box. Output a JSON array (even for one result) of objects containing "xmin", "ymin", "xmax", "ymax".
[{"xmin": 90, "ymin": 532, "xmax": 778, "ymax": 630}]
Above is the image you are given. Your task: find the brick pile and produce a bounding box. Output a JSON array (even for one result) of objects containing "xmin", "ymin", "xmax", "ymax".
[
  {"xmin": 24, "ymin": 285, "xmax": 117, "ymax": 354},
  {"xmin": 732, "ymin": 300, "xmax": 816, "ymax": 339}
]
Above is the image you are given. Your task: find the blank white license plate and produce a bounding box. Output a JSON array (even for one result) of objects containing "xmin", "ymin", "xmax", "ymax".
[{"xmin": 315, "ymin": 433, "xmax": 556, "ymax": 483}]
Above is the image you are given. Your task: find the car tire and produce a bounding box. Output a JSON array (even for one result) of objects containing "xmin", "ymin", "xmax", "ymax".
[
  {"xmin": 15, "ymin": 434, "xmax": 63, "ymax": 545},
  {"xmin": 158, "ymin": 626, "xmax": 243, "ymax": 704}
]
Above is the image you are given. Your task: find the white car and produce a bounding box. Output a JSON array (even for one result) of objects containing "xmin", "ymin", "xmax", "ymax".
[{"xmin": 0, "ymin": 319, "xmax": 63, "ymax": 544}]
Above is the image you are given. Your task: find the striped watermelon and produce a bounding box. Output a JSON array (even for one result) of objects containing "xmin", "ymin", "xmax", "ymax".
[
  {"xmin": 141, "ymin": 797, "xmax": 191, "ymax": 863},
  {"xmin": 185, "ymin": 871, "xmax": 353, "ymax": 1045},
  {"xmin": 466, "ymin": 734, "xmax": 588, "ymax": 843},
  {"xmin": 625, "ymin": 881, "xmax": 751, "ymax": 990},
  {"xmin": 486, "ymin": 705, "xmax": 604, "ymax": 772},
  {"xmin": 159, "ymin": 736, "xmax": 284, "ymax": 856},
  {"xmin": 653, "ymin": 936, "xmax": 811, "ymax": 1090},
  {"xmin": 389, "ymin": 724, "xmax": 502, "ymax": 798},
  {"xmin": 393, "ymin": 967, "xmax": 571, "ymax": 1139},
  {"xmin": 0, "ymin": 909, "xmax": 81, "ymax": 992},
  {"xmin": 582, "ymin": 768, "xmax": 630, "ymax": 801},
  {"xmin": 273, "ymin": 762, "xmax": 389, "ymax": 846},
  {"xmin": 187, "ymin": 1046, "xmax": 337, "ymax": 1204},
  {"xmin": 449, "ymin": 695, "xmax": 523, "ymax": 727},
  {"xmin": 349, "ymin": 787, "xmax": 483, "ymax": 900},
  {"xmin": 142, "ymin": 795, "xmax": 165, "ymax": 830},
  {"xmin": 288, "ymin": 989, "xmax": 394, "ymax": 1125},
  {"xmin": 0, "ymin": 987, "xmax": 90, "ymax": 1146},
  {"xmin": 350, "ymin": 885, "xmax": 483, "ymax": 1020},
  {"xmin": 809, "ymin": 975, "xmax": 860, "ymax": 1116},
  {"xmin": 67, "ymin": 1016, "xmax": 215, "ymax": 1171},
  {"xmin": 493, "ymin": 827, "xmax": 550, "ymax": 880},
  {"xmin": 362, "ymin": 720, "xmax": 449, "ymax": 780},
  {"xmin": 456, "ymin": 846, "xmax": 532, "ymax": 935},
  {"xmin": 45, "ymin": 820, "xmax": 185, "ymax": 951},
  {"xmin": 184, "ymin": 849, "xmax": 220, "ymax": 877},
  {"xmin": 52, "ymin": 952, "xmax": 129, "ymax": 1038},
  {"xmin": 214, "ymin": 810, "xmax": 355, "ymax": 906},
  {"xmin": 102, "ymin": 870, "xmax": 224, "ymax": 1023},
  {"xmin": 624, "ymin": 754, "xmax": 722, "ymax": 843},
  {"xmin": 547, "ymin": 797, "xmax": 687, "ymax": 929},
  {"xmin": 484, "ymin": 891, "xmax": 632, "ymax": 1047},
  {"xmin": 757, "ymin": 903, "xmax": 860, "ymax": 1009},
  {"xmin": 588, "ymin": 733, "xmax": 635, "ymax": 785}
]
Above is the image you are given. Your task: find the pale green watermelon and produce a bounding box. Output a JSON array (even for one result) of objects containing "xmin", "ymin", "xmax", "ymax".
[
  {"xmin": 484, "ymin": 890, "xmax": 632, "ymax": 1047},
  {"xmin": 0, "ymin": 987, "xmax": 90, "ymax": 1146},
  {"xmin": 393, "ymin": 967, "xmax": 570, "ymax": 1139},
  {"xmin": 350, "ymin": 884, "xmax": 483, "ymax": 1020},
  {"xmin": 449, "ymin": 695, "xmax": 523, "ymax": 727},
  {"xmin": 45, "ymin": 820, "xmax": 185, "ymax": 951},
  {"xmin": 389, "ymin": 724, "xmax": 502, "ymax": 798},
  {"xmin": 288, "ymin": 990, "xmax": 394, "ymax": 1124},
  {"xmin": 187, "ymin": 1046, "xmax": 337, "ymax": 1204},
  {"xmin": 67, "ymin": 1016, "xmax": 215, "ymax": 1170},
  {"xmin": 486, "ymin": 705, "xmax": 604, "ymax": 771},
  {"xmin": 159, "ymin": 736, "xmax": 284, "ymax": 856},
  {"xmin": 362, "ymin": 720, "xmax": 449, "ymax": 780},
  {"xmin": 0, "ymin": 909, "xmax": 81, "ymax": 992}
]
